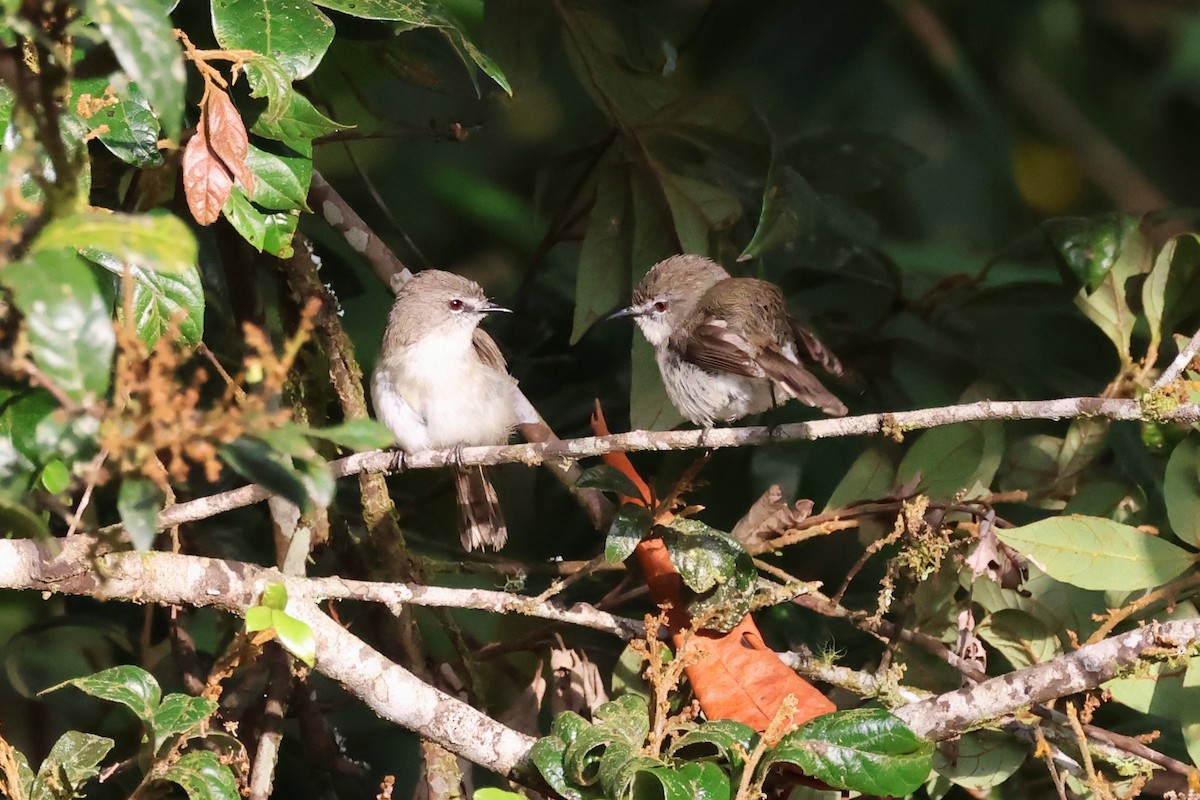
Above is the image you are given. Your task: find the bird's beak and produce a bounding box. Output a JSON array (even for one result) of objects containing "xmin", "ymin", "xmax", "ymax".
[
  {"xmin": 482, "ymin": 303, "xmax": 512, "ymax": 314},
  {"xmin": 605, "ymin": 305, "xmax": 639, "ymax": 321}
]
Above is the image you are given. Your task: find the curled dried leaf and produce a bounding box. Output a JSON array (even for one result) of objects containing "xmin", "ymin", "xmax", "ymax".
[
  {"xmin": 204, "ymin": 88, "xmax": 255, "ymax": 196},
  {"xmin": 182, "ymin": 121, "xmax": 233, "ymax": 225}
]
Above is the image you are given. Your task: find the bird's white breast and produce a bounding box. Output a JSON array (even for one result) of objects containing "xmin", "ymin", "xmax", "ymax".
[{"xmin": 375, "ymin": 332, "xmax": 522, "ymax": 451}]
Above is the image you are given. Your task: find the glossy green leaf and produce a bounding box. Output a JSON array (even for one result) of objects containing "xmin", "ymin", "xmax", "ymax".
[
  {"xmin": 117, "ymin": 477, "xmax": 164, "ymax": 551},
  {"xmin": 1160, "ymin": 234, "xmax": 1200, "ymax": 342},
  {"xmin": 473, "ymin": 789, "xmax": 526, "ymax": 800},
  {"xmin": 161, "ymin": 751, "xmax": 240, "ymax": 800},
  {"xmin": 303, "ymin": 419, "xmax": 396, "ymax": 451},
  {"xmin": 152, "ymin": 693, "xmax": 218, "ymax": 751},
  {"xmin": 34, "ymin": 209, "xmax": 203, "ymax": 346},
  {"xmin": 3, "ymin": 249, "xmax": 114, "ymax": 402},
  {"xmin": 85, "ymin": 0, "xmax": 185, "ymax": 141},
  {"xmin": 311, "ymin": 0, "xmax": 510, "ymax": 94},
  {"xmin": 596, "ymin": 742, "xmax": 659, "ymax": 800},
  {"xmin": 29, "ymin": 731, "xmax": 113, "ymax": 800},
  {"xmin": 1043, "ymin": 214, "xmax": 1149, "ymax": 363},
  {"xmin": 897, "ymin": 421, "xmax": 1003, "ymax": 500},
  {"xmin": 39, "ymin": 460, "xmax": 70, "ymax": 494},
  {"xmin": 529, "ymin": 735, "xmax": 588, "ymax": 800},
  {"xmin": 250, "ymin": 86, "xmax": 348, "ymax": 144},
  {"xmin": 661, "ymin": 518, "xmax": 755, "ymax": 633},
  {"xmin": 930, "ymin": 731, "xmax": 1025, "ymax": 794},
  {"xmin": 669, "ymin": 719, "xmax": 759, "ymax": 773},
  {"xmin": 212, "ymin": 0, "xmax": 334, "ymax": 81},
  {"xmin": 605, "ymin": 503, "xmax": 652, "ymax": 563},
  {"xmin": 758, "ymin": 708, "xmax": 932, "ymax": 797},
  {"xmin": 73, "ymin": 78, "xmax": 163, "ymax": 167},
  {"xmin": 997, "ymin": 515, "xmax": 1196, "ymax": 591},
  {"xmin": 220, "ymin": 437, "xmax": 310, "ymax": 509},
  {"xmin": 575, "ymin": 464, "xmax": 644, "ymax": 500},
  {"xmin": 244, "ymin": 605, "xmax": 273, "ymax": 632},
  {"xmin": 244, "ymin": 56, "xmax": 294, "ymax": 125},
  {"xmin": 975, "ymin": 608, "xmax": 1062, "ymax": 669},
  {"xmin": 46, "ymin": 665, "xmax": 161, "ymax": 722},
  {"xmin": 243, "ymin": 142, "xmax": 312, "ymax": 211},
  {"xmin": 271, "ymin": 610, "xmax": 316, "ymax": 666},
  {"xmin": 636, "ymin": 762, "xmax": 730, "ymax": 800},
  {"xmin": 1181, "ymin": 658, "xmax": 1200, "ymax": 773},
  {"xmin": 223, "ymin": 186, "xmax": 268, "ymax": 251},
  {"xmin": 740, "ymin": 160, "xmax": 820, "ymax": 261},
  {"xmin": 261, "ymin": 582, "xmax": 288, "ymax": 610},
  {"xmin": 1165, "ymin": 436, "xmax": 1200, "ymax": 548}
]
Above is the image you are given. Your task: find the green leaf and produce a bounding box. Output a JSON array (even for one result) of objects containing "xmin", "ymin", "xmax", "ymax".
[
  {"xmin": 3, "ymin": 249, "xmax": 115, "ymax": 402},
  {"xmin": 117, "ymin": 478, "xmax": 165, "ymax": 551},
  {"xmin": 930, "ymin": 731, "xmax": 1026, "ymax": 794},
  {"xmin": 311, "ymin": 0, "xmax": 510, "ymax": 94},
  {"xmin": 84, "ymin": 0, "xmax": 185, "ymax": 141},
  {"xmin": 152, "ymin": 693, "xmax": 218, "ymax": 751},
  {"xmin": 243, "ymin": 142, "xmax": 312, "ymax": 211},
  {"xmin": 261, "ymin": 582, "xmax": 288, "ymax": 610},
  {"xmin": 605, "ymin": 503, "xmax": 652, "ymax": 563},
  {"xmin": 896, "ymin": 421, "xmax": 1003, "ymax": 500},
  {"xmin": 570, "ymin": 159, "xmax": 629, "ymax": 345},
  {"xmin": 244, "ymin": 605, "xmax": 273, "ymax": 632},
  {"xmin": 73, "ymin": 78, "xmax": 163, "ymax": 167},
  {"xmin": 220, "ymin": 437, "xmax": 310, "ymax": 509},
  {"xmin": 244, "ymin": 56, "xmax": 294, "ymax": 125},
  {"xmin": 271, "ymin": 611, "xmax": 316, "ymax": 666},
  {"xmin": 529, "ymin": 735, "xmax": 587, "ymax": 800},
  {"xmin": 473, "ymin": 789, "xmax": 526, "ymax": 800},
  {"xmin": 39, "ymin": 460, "xmax": 70, "ymax": 494},
  {"xmin": 223, "ymin": 186, "xmax": 300, "ymax": 257},
  {"xmin": 1143, "ymin": 235, "xmax": 1175, "ymax": 355},
  {"xmin": 997, "ymin": 515, "xmax": 1196, "ymax": 591},
  {"xmin": 669, "ymin": 719, "xmax": 759, "ymax": 773},
  {"xmin": 1043, "ymin": 214, "xmax": 1150, "ymax": 363},
  {"xmin": 975, "ymin": 608, "xmax": 1062, "ymax": 669},
  {"xmin": 160, "ymin": 751, "xmax": 240, "ymax": 800},
  {"xmin": 659, "ymin": 173, "xmax": 741, "ymax": 255},
  {"xmin": 46, "ymin": 665, "xmax": 161, "ymax": 723},
  {"xmin": 661, "ymin": 518, "xmax": 755, "ymax": 633},
  {"xmin": 1160, "ymin": 234, "xmax": 1200, "ymax": 342},
  {"xmin": 758, "ymin": 708, "xmax": 932, "ymax": 797},
  {"xmin": 1181, "ymin": 658, "xmax": 1200, "ymax": 773},
  {"xmin": 636, "ymin": 762, "xmax": 730, "ymax": 800},
  {"xmin": 740, "ymin": 159, "xmax": 820, "ymax": 261},
  {"xmin": 595, "ymin": 742, "xmax": 660, "ymax": 800},
  {"xmin": 576, "ymin": 464, "xmax": 644, "ymax": 499},
  {"xmin": 824, "ymin": 446, "xmax": 895, "ymax": 511},
  {"xmin": 29, "ymin": 731, "xmax": 113, "ymax": 800},
  {"xmin": 1165, "ymin": 436, "xmax": 1200, "ymax": 548},
  {"xmin": 250, "ymin": 85, "xmax": 348, "ymax": 144},
  {"xmin": 33, "ymin": 209, "xmax": 203, "ymax": 346},
  {"xmin": 211, "ymin": 0, "xmax": 334, "ymax": 81},
  {"xmin": 303, "ymin": 419, "xmax": 396, "ymax": 451}
]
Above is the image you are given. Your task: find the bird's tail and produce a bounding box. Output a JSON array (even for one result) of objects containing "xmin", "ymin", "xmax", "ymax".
[{"xmin": 454, "ymin": 465, "xmax": 508, "ymax": 551}]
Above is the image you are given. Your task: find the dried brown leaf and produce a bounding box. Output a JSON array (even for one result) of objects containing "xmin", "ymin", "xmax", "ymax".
[
  {"xmin": 204, "ymin": 88, "xmax": 255, "ymax": 196},
  {"xmin": 182, "ymin": 121, "xmax": 232, "ymax": 226},
  {"xmin": 731, "ymin": 484, "xmax": 814, "ymax": 552}
]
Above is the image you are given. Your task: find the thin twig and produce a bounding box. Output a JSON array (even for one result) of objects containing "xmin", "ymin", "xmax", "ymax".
[{"xmin": 1152, "ymin": 326, "xmax": 1200, "ymax": 390}]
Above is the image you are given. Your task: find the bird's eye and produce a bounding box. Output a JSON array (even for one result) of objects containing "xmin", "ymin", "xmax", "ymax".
[
  {"xmin": 653, "ymin": 301, "xmax": 668, "ymax": 313},
  {"xmin": 448, "ymin": 298, "xmax": 465, "ymax": 311}
]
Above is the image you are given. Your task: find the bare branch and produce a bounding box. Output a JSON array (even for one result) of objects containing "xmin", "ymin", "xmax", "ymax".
[
  {"xmin": 894, "ymin": 618, "xmax": 1200, "ymax": 741},
  {"xmin": 1153, "ymin": 327, "xmax": 1200, "ymax": 390},
  {"xmin": 143, "ymin": 396, "xmax": 1200, "ymax": 531}
]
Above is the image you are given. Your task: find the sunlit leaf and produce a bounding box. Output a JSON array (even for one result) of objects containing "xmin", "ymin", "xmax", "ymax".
[
  {"xmin": 161, "ymin": 751, "xmax": 240, "ymax": 800},
  {"xmin": 997, "ymin": 515, "xmax": 1195, "ymax": 591},
  {"xmin": 29, "ymin": 731, "xmax": 113, "ymax": 800},
  {"xmin": 46, "ymin": 665, "xmax": 161, "ymax": 723},
  {"xmin": 212, "ymin": 0, "xmax": 334, "ymax": 81}
]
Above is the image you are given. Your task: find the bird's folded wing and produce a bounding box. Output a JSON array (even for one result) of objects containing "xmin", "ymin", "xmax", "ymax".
[
  {"xmin": 789, "ymin": 320, "xmax": 844, "ymax": 377},
  {"xmin": 676, "ymin": 318, "xmax": 769, "ymax": 378}
]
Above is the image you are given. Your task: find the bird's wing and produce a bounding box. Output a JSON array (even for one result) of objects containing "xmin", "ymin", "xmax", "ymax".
[
  {"xmin": 677, "ymin": 318, "xmax": 769, "ymax": 378},
  {"xmin": 472, "ymin": 328, "xmax": 508, "ymax": 371},
  {"xmin": 678, "ymin": 318, "xmax": 848, "ymax": 417},
  {"xmin": 789, "ymin": 319, "xmax": 844, "ymax": 377},
  {"xmin": 370, "ymin": 369, "xmax": 431, "ymax": 451}
]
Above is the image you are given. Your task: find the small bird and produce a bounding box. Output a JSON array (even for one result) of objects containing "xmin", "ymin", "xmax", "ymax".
[
  {"xmin": 372, "ymin": 270, "xmax": 538, "ymax": 550},
  {"xmin": 611, "ymin": 254, "xmax": 847, "ymax": 426}
]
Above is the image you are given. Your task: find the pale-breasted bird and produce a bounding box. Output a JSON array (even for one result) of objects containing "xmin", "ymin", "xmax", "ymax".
[
  {"xmin": 372, "ymin": 269, "xmax": 538, "ymax": 550},
  {"xmin": 611, "ymin": 254, "xmax": 847, "ymax": 426}
]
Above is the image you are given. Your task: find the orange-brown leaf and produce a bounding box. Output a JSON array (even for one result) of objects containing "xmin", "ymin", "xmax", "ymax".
[
  {"xmin": 182, "ymin": 122, "xmax": 232, "ymax": 226},
  {"xmin": 678, "ymin": 616, "xmax": 836, "ymax": 732},
  {"xmin": 204, "ymin": 88, "xmax": 255, "ymax": 197}
]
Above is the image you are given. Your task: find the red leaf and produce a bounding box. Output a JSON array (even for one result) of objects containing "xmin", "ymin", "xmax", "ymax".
[
  {"xmin": 182, "ymin": 121, "xmax": 232, "ymax": 226},
  {"xmin": 204, "ymin": 88, "xmax": 255, "ymax": 197},
  {"xmin": 590, "ymin": 403, "xmax": 835, "ymax": 732}
]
